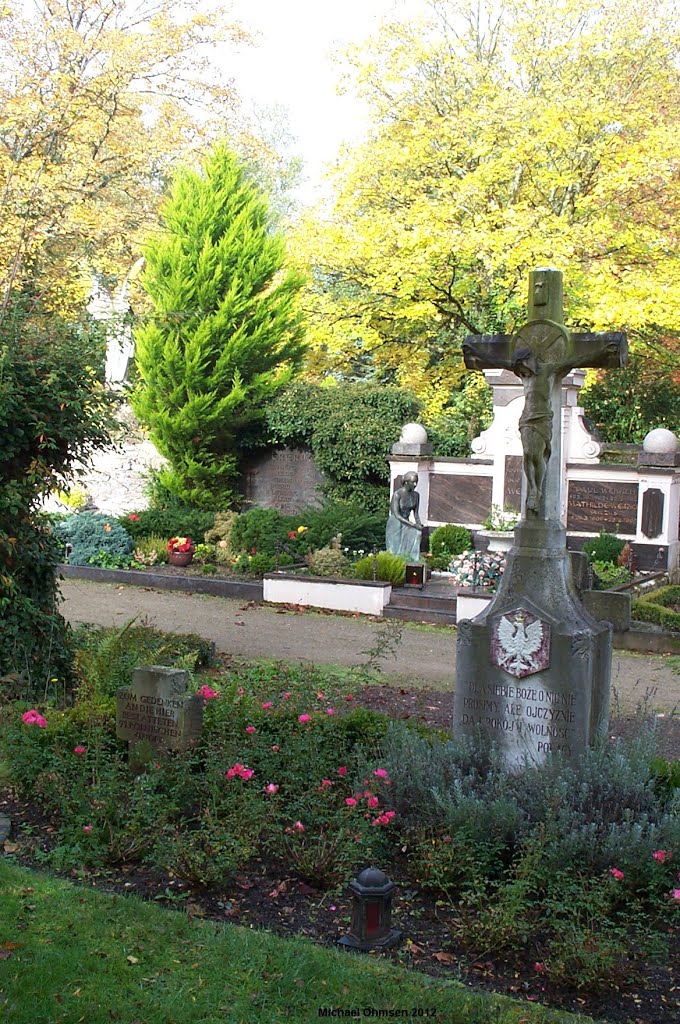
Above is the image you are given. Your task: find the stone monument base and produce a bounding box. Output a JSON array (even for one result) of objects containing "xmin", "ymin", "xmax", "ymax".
[{"xmin": 454, "ymin": 520, "xmax": 612, "ymax": 767}]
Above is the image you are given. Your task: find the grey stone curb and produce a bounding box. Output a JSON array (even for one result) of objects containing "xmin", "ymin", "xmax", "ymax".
[
  {"xmin": 0, "ymin": 814, "xmax": 10, "ymax": 843},
  {"xmin": 58, "ymin": 564, "xmax": 263, "ymax": 602}
]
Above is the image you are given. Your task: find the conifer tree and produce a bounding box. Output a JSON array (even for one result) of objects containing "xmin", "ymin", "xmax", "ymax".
[{"xmin": 133, "ymin": 145, "xmax": 306, "ymax": 507}]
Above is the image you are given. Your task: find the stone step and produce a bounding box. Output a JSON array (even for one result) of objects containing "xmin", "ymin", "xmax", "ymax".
[
  {"xmin": 384, "ymin": 604, "xmax": 457, "ymax": 627},
  {"xmin": 389, "ymin": 590, "xmax": 457, "ymax": 612}
]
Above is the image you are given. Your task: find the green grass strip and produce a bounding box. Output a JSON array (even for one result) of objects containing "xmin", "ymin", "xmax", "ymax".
[{"xmin": 0, "ymin": 861, "xmax": 602, "ymax": 1024}]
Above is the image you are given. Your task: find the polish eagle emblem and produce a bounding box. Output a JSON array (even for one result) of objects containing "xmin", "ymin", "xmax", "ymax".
[{"xmin": 491, "ymin": 609, "xmax": 550, "ymax": 678}]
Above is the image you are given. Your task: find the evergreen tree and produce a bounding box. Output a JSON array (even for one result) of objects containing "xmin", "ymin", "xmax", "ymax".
[{"xmin": 133, "ymin": 145, "xmax": 306, "ymax": 508}]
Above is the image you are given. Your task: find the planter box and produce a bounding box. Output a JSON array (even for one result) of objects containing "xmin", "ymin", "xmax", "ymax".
[{"xmin": 263, "ymin": 572, "xmax": 392, "ymax": 616}]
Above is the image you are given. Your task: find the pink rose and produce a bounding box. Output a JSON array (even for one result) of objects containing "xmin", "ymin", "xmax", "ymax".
[
  {"xmin": 265, "ymin": 783, "xmax": 279, "ymax": 795},
  {"xmin": 82, "ymin": 825, "xmax": 93, "ymax": 833},
  {"xmin": 21, "ymin": 709, "xmax": 47, "ymax": 728},
  {"xmin": 325, "ymin": 708, "xmax": 335, "ymax": 716},
  {"xmin": 319, "ymin": 779, "xmax": 332, "ymax": 788},
  {"xmin": 374, "ymin": 768, "xmax": 389, "ymax": 779},
  {"xmin": 261, "ymin": 702, "xmax": 273, "ymax": 710},
  {"xmin": 73, "ymin": 746, "xmax": 86, "ymax": 756},
  {"xmin": 610, "ymin": 867, "xmax": 624, "ymax": 880},
  {"xmin": 245, "ymin": 725, "xmax": 256, "ymax": 734},
  {"xmin": 367, "ymin": 796, "xmax": 380, "ymax": 808},
  {"xmin": 671, "ymin": 889, "xmax": 680, "ymax": 901},
  {"xmin": 197, "ymin": 685, "xmax": 219, "ymax": 700},
  {"xmin": 293, "ymin": 821, "xmax": 304, "ymax": 832},
  {"xmin": 337, "ymin": 766, "xmax": 348, "ymax": 776},
  {"xmin": 271, "ymin": 745, "xmax": 280, "ymax": 753},
  {"xmin": 652, "ymin": 849, "xmax": 670, "ymax": 864},
  {"xmin": 298, "ymin": 713, "xmax": 311, "ymax": 724},
  {"xmin": 345, "ymin": 798, "xmax": 357, "ymax": 807}
]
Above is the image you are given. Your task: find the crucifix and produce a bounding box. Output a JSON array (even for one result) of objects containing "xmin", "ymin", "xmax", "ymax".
[{"xmin": 463, "ymin": 268, "xmax": 627, "ymax": 521}]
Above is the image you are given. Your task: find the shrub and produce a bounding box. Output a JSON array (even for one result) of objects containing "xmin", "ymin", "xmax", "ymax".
[
  {"xmin": 53, "ymin": 512, "xmax": 133, "ymax": 566},
  {"xmin": 354, "ymin": 551, "xmax": 406, "ymax": 586},
  {"xmin": 583, "ymin": 530, "xmax": 625, "ymax": 564},
  {"xmin": 591, "ymin": 560, "xmax": 633, "ymax": 590},
  {"xmin": 264, "ymin": 380, "xmax": 420, "ymax": 514},
  {"xmin": 429, "ymin": 524, "xmax": 472, "ymax": 570},
  {"xmin": 298, "ymin": 501, "xmax": 385, "ymax": 554},
  {"xmin": 120, "ymin": 505, "xmax": 215, "ymax": 543},
  {"xmin": 632, "ymin": 586, "xmax": 680, "ymax": 632},
  {"xmin": 131, "ymin": 535, "xmax": 169, "ymax": 566},
  {"xmin": 0, "ymin": 297, "xmax": 116, "ymax": 697},
  {"xmin": 304, "ymin": 546, "xmax": 351, "ymax": 577},
  {"xmin": 230, "ymin": 508, "xmax": 297, "ymax": 556},
  {"xmin": 204, "ymin": 512, "xmax": 239, "ymax": 553}
]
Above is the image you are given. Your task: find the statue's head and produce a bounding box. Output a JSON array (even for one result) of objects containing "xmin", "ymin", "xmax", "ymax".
[{"xmin": 403, "ymin": 471, "xmax": 418, "ymax": 488}]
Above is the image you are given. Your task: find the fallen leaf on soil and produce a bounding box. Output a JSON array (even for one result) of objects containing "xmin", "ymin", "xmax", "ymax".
[
  {"xmin": 433, "ymin": 951, "xmax": 457, "ymax": 964},
  {"xmin": 404, "ymin": 941, "xmax": 426, "ymax": 956},
  {"xmin": 3, "ymin": 842, "xmax": 18, "ymax": 853},
  {"xmin": 127, "ymin": 955, "xmax": 139, "ymax": 965}
]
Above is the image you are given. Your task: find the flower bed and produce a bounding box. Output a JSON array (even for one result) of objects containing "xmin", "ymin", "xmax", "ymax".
[{"xmin": 3, "ymin": 627, "xmax": 680, "ymax": 1023}]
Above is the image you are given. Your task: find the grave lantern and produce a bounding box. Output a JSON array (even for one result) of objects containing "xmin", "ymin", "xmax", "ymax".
[{"xmin": 338, "ymin": 867, "xmax": 401, "ymax": 951}]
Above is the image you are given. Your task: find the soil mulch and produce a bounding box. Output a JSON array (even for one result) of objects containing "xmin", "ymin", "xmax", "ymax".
[{"xmin": 2, "ymin": 684, "xmax": 679, "ymax": 1024}]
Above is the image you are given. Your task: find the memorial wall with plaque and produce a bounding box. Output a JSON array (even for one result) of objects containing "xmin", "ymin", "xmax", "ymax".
[
  {"xmin": 429, "ymin": 473, "xmax": 493, "ymax": 525},
  {"xmin": 566, "ymin": 480, "xmax": 639, "ymax": 534}
]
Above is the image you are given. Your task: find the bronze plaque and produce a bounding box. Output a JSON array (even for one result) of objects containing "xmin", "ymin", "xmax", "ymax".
[
  {"xmin": 641, "ymin": 488, "xmax": 664, "ymax": 539},
  {"xmin": 503, "ymin": 456, "xmax": 523, "ymax": 512},
  {"xmin": 429, "ymin": 473, "xmax": 493, "ymax": 524},
  {"xmin": 566, "ymin": 480, "xmax": 639, "ymax": 534}
]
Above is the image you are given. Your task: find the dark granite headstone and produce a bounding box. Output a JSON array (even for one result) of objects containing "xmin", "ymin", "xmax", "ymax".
[
  {"xmin": 429, "ymin": 473, "xmax": 493, "ymax": 524},
  {"xmin": 242, "ymin": 447, "xmax": 324, "ymax": 515},
  {"xmin": 566, "ymin": 480, "xmax": 638, "ymax": 534},
  {"xmin": 641, "ymin": 488, "xmax": 665, "ymax": 539},
  {"xmin": 116, "ymin": 667, "xmax": 203, "ymax": 752}
]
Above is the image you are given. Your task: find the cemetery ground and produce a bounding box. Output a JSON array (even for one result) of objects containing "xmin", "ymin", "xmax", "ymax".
[{"xmin": 1, "ymin": 588, "xmax": 680, "ymax": 1023}]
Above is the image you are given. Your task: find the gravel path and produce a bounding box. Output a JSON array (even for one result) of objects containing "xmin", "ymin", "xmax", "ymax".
[{"xmin": 60, "ymin": 578, "xmax": 680, "ymax": 714}]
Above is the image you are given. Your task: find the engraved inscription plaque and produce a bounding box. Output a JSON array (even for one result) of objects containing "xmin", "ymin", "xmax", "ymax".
[
  {"xmin": 116, "ymin": 666, "xmax": 203, "ymax": 752},
  {"xmin": 429, "ymin": 473, "xmax": 493, "ymax": 524},
  {"xmin": 242, "ymin": 447, "xmax": 324, "ymax": 515},
  {"xmin": 503, "ymin": 455, "xmax": 523, "ymax": 512},
  {"xmin": 566, "ymin": 480, "xmax": 638, "ymax": 534}
]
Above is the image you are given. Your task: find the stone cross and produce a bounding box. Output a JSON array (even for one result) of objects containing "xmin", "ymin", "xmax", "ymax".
[
  {"xmin": 454, "ymin": 268, "xmax": 627, "ymax": 766},
  {"xmin": 463, "ymin": 268, "xmax": 627, "ymax": 521}
]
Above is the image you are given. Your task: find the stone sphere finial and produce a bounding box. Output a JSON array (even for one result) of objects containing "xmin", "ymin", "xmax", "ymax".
[
  {"xmin": 399, "ymin": 423, "xmax": 428, "ymax": 445},
  {"xmin": 642, "ymin": 428, "xmax": 679, "ymax": 454}
]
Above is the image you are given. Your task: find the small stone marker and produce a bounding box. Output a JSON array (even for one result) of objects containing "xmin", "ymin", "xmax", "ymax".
[
  {"xmin": 454, "ymin": 268, "xmax": 627, "ymax": 766},
  {"xmin": 116, "ymin": 666, "xmax": 203, "ymax": 752}
]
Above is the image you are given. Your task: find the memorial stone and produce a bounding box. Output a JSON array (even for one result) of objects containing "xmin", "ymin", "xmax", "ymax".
[
  {"xmin": 242, "ymin": 447, "xmax": 324, "ymax": 514},
  {"xmin": 454, "ymin": 268, "xmax": 627, "ymax": 766},
  {"xmin": 117, "ymin": 666, "xmax": 203, "ymax": 754}
]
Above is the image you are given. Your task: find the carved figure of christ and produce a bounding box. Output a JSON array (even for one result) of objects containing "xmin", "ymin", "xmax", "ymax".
[{"xmin": 463, "ymin": 268, "xmax": 627, "ymax": 520}]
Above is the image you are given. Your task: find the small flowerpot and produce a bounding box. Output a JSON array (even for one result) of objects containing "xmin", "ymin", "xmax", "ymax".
[{"xmin": 169, "ymin": 550, "xmax": 194, "ymax": 567}]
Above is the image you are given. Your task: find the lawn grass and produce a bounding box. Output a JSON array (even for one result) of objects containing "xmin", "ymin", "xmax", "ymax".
[{"xmin": 0, "ymin": 861, "xmax": 601, "ymax": 1024}]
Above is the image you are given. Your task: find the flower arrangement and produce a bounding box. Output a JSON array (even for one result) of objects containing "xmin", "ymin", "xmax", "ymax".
[
  {"xmin": 167, "ymin": 536, "xmax": 193, "ymax": 553},
  {"xmin": 482, "ymin": 505, "xmax": 520, "ymax": 532},
  {"xmin": 448, "ymin": 549, "xmax": 507, "ymax": 590}
]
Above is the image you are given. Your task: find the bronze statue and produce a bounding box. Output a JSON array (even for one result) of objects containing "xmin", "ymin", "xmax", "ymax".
[{"xmin": 386, "ymin": 471, "xmax": 423, "ymax": 561}]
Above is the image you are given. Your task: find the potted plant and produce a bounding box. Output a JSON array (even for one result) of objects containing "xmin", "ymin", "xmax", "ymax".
[
  {"xmin": 167, "ymin": 536, "xmax": 195, "ymax": 567},
  {"xmin": 478, "ymin": 505, "xmax": 520, "ymax": 553}
]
